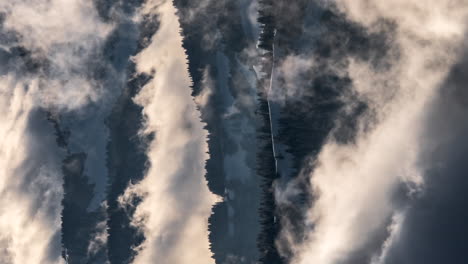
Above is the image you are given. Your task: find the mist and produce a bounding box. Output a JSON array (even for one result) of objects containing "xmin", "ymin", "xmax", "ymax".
[{"xmin": 276, "ymin": 1, "xmax": 468, "ymax": 264}]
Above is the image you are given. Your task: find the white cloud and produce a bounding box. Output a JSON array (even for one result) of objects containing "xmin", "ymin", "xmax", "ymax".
[
  {"xmin": 0, "ymin": 76, "xmax": 64, "ymax": 264},
  {"xmin": 87, "ymin": 204, "xmax": 109, "ymax": 258},
  {"xmin": 120, "ymin": 1, "xmax": 219, "ymax": 263},
  {"xmin": 194, "ymin": 67, "xmax": 214, "ymax": 109},
  {"xmin": 271, "ymin": 55, "xmax": 315, "ymax": 104},
  {"xmin": 370, "ymin": 211, "xmax": 405, "ymax": 264},
  {"xmin": 0, "ymin": 1, "xmax": 114, "ymax": 263},
  {"xmin": 280, "ymin": 1, "xmax": 468, "ymax": 264},
  {"xmin": 0, "ymin": 0, "xmax": 113, "ymax": 111}
]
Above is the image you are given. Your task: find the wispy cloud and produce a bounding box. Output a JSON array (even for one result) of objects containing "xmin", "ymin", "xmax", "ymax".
[
  {"xmin": 0, "ymin": 0, "xmax": 113, "ymax": 263},
  {"xmin": 0, "ymin": 0, "xmax": 112, "ymax": 110},
  {"xmin": 0, "ymin": 97, "xmax": 64, "ymax": 263},
  {"xmin": 277, "ymin": 1, "xmax": 468, "ymax": 264}
]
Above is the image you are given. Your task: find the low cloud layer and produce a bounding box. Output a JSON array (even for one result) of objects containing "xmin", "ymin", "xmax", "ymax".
[
  {"xmin": 277, "ymin": 1, "xmax": 468, "ymax": 264},
  {"xmin": 0, "ymin": 1, "xmax": 114, "ymax": 263}
]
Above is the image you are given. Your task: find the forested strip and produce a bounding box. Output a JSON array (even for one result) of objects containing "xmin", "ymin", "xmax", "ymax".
[
  {"xmin": 105, "ymin": 7, "xmax": 159, "ymax": 264},
  {"xmin": 255, "ymin": 0, "xmax": 285, "ymax": 263}
]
